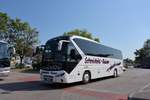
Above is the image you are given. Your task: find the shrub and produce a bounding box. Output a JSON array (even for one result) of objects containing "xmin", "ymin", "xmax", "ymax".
[{"xmin": 15, "ymin": 63, "xmax": 25, "ymax": 69}]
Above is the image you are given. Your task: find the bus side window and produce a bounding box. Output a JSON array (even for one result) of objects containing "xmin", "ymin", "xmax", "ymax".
[
  {"xmin": 70, "ymin": 49, "xmax": 76, "ymax": 60},
  {"xmin": 68, "ymin": 43, "xmax": 81, "ymax": 62}
]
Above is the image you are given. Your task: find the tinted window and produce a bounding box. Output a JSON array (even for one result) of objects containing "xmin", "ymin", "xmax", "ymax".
[
  {"xmin": 67, "ymin": 42, "xmax": 82, "ymax": 62},
  {"xmin": 44, "ymin": 37, "xmax": 68, "ymax": 62},
  {"xmin": 0, "ymin": 43, "xmax": 9, "ymax": 59},
  {"xmin": 42, "ymin": 36, "xmax": 82, "ymax": 73},
  {"xmin": 63, "ymin": 42, "xmax": 82, "ymax": 73},
  {"xmin": 73, "ymin": 38, "xmax": 122, "ymax": 59}
]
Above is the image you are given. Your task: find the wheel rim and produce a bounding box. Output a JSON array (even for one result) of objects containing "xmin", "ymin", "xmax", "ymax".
[
  {"xmin": 84, "ymin": 73, "xmax": 90, "ymax": 82},
  {"xmin": 114, "ymin": 70, "xmax": 117, "ymax": 77}
]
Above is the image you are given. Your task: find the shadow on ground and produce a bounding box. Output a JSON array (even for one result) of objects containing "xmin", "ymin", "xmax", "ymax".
[{"xmin": 0, "ymin": 76, "xmax": 113, "ymax": 92}]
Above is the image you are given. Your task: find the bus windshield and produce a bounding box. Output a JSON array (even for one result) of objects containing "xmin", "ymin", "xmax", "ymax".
[
  {"xmin": 42, "ymin": 36, "xmax": 82, "ymax": 73},
  {"xmin": 0, "ymin": 43, "xmax": 9, "ymax": 59},
  {"xmin": 43, "ymin": 39, "xmax": 68, "ymax": 62}
]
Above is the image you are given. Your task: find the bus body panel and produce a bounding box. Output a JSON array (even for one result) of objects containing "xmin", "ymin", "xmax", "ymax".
[
  {"xmin": 0, "ymin": 67, "xmax": 10, "ymax": 77},
  {"xmin": 40, "ymin": 56, "xmax": 123, "ymax": 83},
  {"xmin": 40, "ymin": 36, "xmax": 123, "ymax": 84},
  {"xmin": 63, "ymin": 56, "xmax": 123, "ymax": 83}
]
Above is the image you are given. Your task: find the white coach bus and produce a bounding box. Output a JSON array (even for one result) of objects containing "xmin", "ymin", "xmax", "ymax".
[
  {"xmin": 40, "ymin": 36, "xmax": 123, "ymax": 84},
  {"xmin": 0, "ymin": 41, "xmax": 11, "ymax": 77}
]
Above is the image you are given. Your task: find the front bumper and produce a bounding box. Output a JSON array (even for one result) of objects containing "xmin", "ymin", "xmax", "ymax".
[
  {"xmin": 0, "ymin": 68, "xmax": 10, "ymax": 77},
  {"xmin": 40, "ymin": 70, "xmax": 67, "ymax": 84}
]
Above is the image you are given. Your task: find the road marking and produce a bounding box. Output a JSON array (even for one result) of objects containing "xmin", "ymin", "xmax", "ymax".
[
  {"xmin": 139, "ymin": 82, "xmax": 150, "ymax": 92},
  {"xmin": 129, "ymin": 82, "xmax": 150, "ymax": 99},
  {"xmin": 64, "ymin": 87, "xmax": 128, "ymax": 100}
]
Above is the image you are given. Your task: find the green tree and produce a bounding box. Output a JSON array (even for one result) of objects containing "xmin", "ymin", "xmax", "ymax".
[
  {"xmin": 0, "ymin": 12, "xmax": 10, "ymax": 40},
  {"xmin": 123, "ymin": 58, "xmax": 134, "ymax": 68},
  {"xmin": 0, "ymin": 12, "xmax": 39, "ymax": 64},
  {"xmin": 134, "ymin": 39, "xmax": 150, "ymax": 68},
  {"xmin": 11, "ymin": 18, "xmax": 39, "ymax": 63},
  {"xmin": 135, "ymin": 48, "xmax": 146, "ymax": 63},
  {"xmin": 64, "ymin": 29, "xmax": 100, "ymax": 42}
]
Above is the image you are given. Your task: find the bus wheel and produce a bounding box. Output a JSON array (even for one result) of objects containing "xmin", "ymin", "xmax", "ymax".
[
  {"xmin": 113, "ymin": 69, "xmax": 118, "ymax": 78},
  {"xmin": 82, "ymin": 71, "xmax": 90, "ymax": 84}
]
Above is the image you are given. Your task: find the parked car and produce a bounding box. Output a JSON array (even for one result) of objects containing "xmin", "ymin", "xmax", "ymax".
[{"xmin": 23, "ymin": 57, "xmax": 32, "ymax": 68}]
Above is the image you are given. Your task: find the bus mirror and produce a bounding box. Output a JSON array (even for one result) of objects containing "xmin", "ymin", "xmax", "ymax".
[
  {"xmin": 58, "ymin": 41, "xmax": 63, "ymax": 51},
  {"xmin": 58, "ymin": 40, "xmax": 70, "ymax": 51}
]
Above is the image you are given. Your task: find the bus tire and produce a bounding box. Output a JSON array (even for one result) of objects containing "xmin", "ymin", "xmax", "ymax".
[
  {"xmin": 113, "ymin": 69, "xmax": 118, "ymax": 78},
  {"xmin": 82, "ymin": 71, "xmax": 91, "ymax": 84}
]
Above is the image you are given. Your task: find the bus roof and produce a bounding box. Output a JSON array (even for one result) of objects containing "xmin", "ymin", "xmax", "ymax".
[
  {"xmin": 47, "ymin": 35, "xmax": 98, "ymax": 43},
  {"xmin": 0, "ymin": 40, "xmax": 7, "ymax": 44},
  {"xmin": 46, "ymin": 36, "xmax": 70, "ymax": 44},
  {"xmin": 71, "ymin": 35, "xmax": 121, "ymax": 52},
  {"xmin": 46, "ymin": 35, "xmax": 121, "ymax": 52},
  {"xmin": 71, "ymin": 35, "xmax": 99, "ymax": 44}
]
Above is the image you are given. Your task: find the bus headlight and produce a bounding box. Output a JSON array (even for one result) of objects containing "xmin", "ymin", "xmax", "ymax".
[{"xmin": 56, "ymin": 73, "xmax": 65, "ymax": 77}]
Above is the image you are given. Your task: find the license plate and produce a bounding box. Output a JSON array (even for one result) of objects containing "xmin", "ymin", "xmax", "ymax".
[{"xmin": 44, "ymin": 77, "xmax": 53, "ymax": 82}]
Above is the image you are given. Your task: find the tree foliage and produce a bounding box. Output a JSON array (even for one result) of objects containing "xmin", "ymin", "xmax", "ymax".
[
  {"xmin": 0, "ymin": 13, "xmax": 9, "ymax": 32},
  {"xmin": 134, "ymin": 39, "xmax": 150, "ymax": 68},
  {"xmin": 0, "ymin": 13, "xmax": 11, "ymax": 40},
  {"xmin": 64, "ymin": 29, "xmax": 100, "ymax": 42},
  {"xmin": 123, "ymin": 58, "xmax": 134, "ymax": 68},
  {"xmin": 0, "ymin": 12, "xmax": 39, "ymax": 64}
]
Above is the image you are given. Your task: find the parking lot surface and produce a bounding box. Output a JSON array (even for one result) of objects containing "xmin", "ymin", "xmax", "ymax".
[{"xmin": 1, "ymin": 68, "xmax": 150, "ymax": 100}]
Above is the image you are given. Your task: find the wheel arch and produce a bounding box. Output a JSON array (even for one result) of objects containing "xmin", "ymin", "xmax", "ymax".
[{"xmin": 83, "ymin": 70, "xmax": 91, "ymax": 79}]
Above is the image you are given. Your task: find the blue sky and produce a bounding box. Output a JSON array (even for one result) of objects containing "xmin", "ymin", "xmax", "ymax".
[{"xmin": 1, "ymin": 0, "xmax": 150, "ymax": 59}]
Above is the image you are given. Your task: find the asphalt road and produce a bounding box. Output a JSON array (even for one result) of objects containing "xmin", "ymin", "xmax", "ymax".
[{"xmin": 1, "ymin": 68, "xmax": 150, "ymax": 100}]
